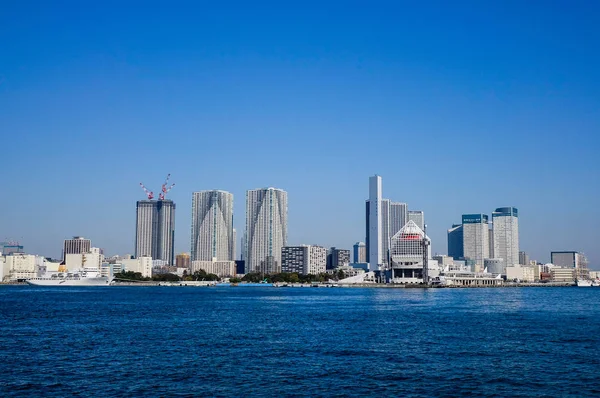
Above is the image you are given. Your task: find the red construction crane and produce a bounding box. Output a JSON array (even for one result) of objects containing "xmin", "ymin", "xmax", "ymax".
[
  {"xmin": 139, "ymin": 183, "xmax": 154, "ymax": 200},
  {"xmin": 158, "ymin": 173, "xmax": 175, "ymax": 200}
]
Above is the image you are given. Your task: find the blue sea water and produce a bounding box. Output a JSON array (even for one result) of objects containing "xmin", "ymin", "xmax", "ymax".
[{"xmin": 0, "ymin": 286, "xmax": 599, "ymax": 397}]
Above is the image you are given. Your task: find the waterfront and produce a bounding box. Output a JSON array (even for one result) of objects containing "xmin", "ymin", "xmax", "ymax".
[{"xmin": 0, "ymin": 286, "xmax": 599, "ymax": 397}]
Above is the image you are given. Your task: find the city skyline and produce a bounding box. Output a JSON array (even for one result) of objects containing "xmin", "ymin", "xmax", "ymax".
[{"xmin": 1, "ymin": 3, "xmax": 598, "ymax": 268}]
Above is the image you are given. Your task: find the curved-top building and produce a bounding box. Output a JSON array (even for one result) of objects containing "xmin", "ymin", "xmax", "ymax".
[
  {"xmin": 245, "ymin": 187, "xmax": 288, "ymax": 274},
  {"xmin": 191, "ymin": 190, "xmax": 234, "ymax": 261}
]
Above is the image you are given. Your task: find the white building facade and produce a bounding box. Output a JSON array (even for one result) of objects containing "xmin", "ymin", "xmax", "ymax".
[
  {"xmin": 462, "ymin": 214, "xmax": 490, "ymax": 268},
  {"xmin": 245, "ymin": 187, "xmax": 288, "ymax": 274},
  {"xmin": 492, "ymin": 207, "xmax": 519, "ymax": 268},
  {"xmin": 191, "ymin": 190, "xmax": 234, "ymax": 261}
]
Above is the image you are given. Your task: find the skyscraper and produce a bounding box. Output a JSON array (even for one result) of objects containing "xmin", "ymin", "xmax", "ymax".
[
  {"xmin": 407, "ymin": 210, "xmax": 425, "ymax": 230},
  {"xmin": 353, "ymin": 242, "xmax": 367, "ymax": 263},
  {"xmin": 245, "ymin": 187, "xmax": 288, "ymax": 274},
  {"xmin": 447, "ymin": 224, "xmax": 464, "ymax": 260},
  {"xmin": 390, "ymin": 202, "xmax": 408, "ymax": 237},
  {"xmin": 135, "ymin": 200, "xmax": 176, "ymax": 265},
  {"xmin": 368, "ymin": 175, "xmax": 382, "ymax": 271},
  {"xmin": 492, "ymin": 207, "xmax": 519, "ymax": 269},
  {"xmin": 63, "ymin": 236, "xmax": 91, "ymax": 261},
  {"xmin": 191, "ymin": 190, "xmax": 234, "ymax": 261},
  {"xmin": 462, "ymin": 214, "xmax": 490, "ymax": 267},
  {"xmin": 366, "ymin": 199, "xmax": 407, "ymax": 266}
]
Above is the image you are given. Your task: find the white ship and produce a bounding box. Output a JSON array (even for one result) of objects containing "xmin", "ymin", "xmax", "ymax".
[
  {"xmin": 576, "ymin": 279, "xmax": 593, "ymax": 287},
  {"xmin": 26, "ymin": 266, "xmax": 113, "ymax": 286}
]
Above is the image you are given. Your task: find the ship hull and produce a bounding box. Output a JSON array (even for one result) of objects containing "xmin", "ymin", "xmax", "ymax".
[{"xmin": 26, "ymin": 278, "xmax": 112, "ymax": 286}]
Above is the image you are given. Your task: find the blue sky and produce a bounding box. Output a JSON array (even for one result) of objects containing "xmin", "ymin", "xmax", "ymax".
[{"xmin": 1, "ymin": 1, "xmax": 599, "ymax": 267}]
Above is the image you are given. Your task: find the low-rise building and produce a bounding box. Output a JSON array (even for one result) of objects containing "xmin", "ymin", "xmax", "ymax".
[
  {"xmin": 121, "ymin": 257, "xmax": 153, "ymax": 278},
  {"xmin": 551, "ymin": 267, "xmax": 575, "ymax": 283},
  {"xmin": 191, "ymin": 260, "xmax": 236, "ymax": 277},
  {"xmin": 506, "ymin": 266, "xmax": 536, "ymax": 282},
  {"xmin": 4, "ymin": 254, "xmax": 37, "ymax": 281}
]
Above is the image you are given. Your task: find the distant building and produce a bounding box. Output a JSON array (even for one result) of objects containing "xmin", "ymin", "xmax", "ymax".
[
  {"xmin": 121, "ymin": 257, "xmax": 153, "ymax": 278},
  {"xmin": 519, "ymin": 251, "xmax": 529, "ymax": 266},
  {"xmin": 551, "ymin": 267, "xmax": 575, "ymax": 283},
  {"xmin": 0, "ymin": 242, "xmax": 24, "ymax": 256},
  {"xmin": 367, "ymin": 175, "xmax": 382, "ymax": 271},
  {"xmin": 447, "ymin": 224, "xmax": 463, "ymax": 260},
  {"xmin": 462, "ymin": 214, "xmax": 489, "ymax": 267},
  {"xmin": 245, "ymin": 188, "xmax": 288, "ymax": 274},
  {"xmin": 135, "ymin": 200, "xmax": 176, "ymax": 265},
  {"xmin": 484, "ymin": 258, "xmax": 505, "ymax": 275},
  {"xmin": 191, "ymin": 190, "xmax": 234, "ymax": 261},
  {"xmin": 327, "ymin": 248, "xmax": 350, "ymax": 270},
  {"xmin": 551, "ymin": 251, "xmax": 588, "ymax": 279},
  {"xmin": 191, "ymin": 260, "xmax": 236, "ymax": 278},
  {"xmin": 3, "ymin": 253, "xmax": 37, "ymax": 281},
  {"xmin": 407, "ymin": 210, "xmax": 425, "ymax": 230},
  {"xmin": 235, "ymin": 260, "xmax": 245, "ymax": 275},
  {"xmin": 353, "ymin": 242, "xmax": 367, "ymax": 263},
  {"xmin": 63, "ymin": 236, "xmax": 91, "ymax": 261},
  {"xmin": 492, "ymin": 207, "xmax": 519, "ymax": 267},
  {"xmin": 176, "ymin": 253, "xmax": 191, "ymax": 268},
  {"xmin": 389, "ymin": 221, "xmax": 430, "ymax": 284},
  {"xmin": 282, "ymin": 245, "xmax": 327, "ymax": 275}
]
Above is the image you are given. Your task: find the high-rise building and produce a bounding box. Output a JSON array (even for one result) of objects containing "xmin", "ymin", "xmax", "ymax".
[
  {"xmin": 488, "ymin": 228, "xmax": 494, "ymax": 258},
  {"xmin": 135, "ymin": 200, "xmax": 176, "ymax": 265},
  {"xmin": 519, "ymin": 251, "xmax": 529, "ymax": 266},
  {"xmin": 407, "ymin": 211, "xmax": 425, "ymax": 230},
  {"xmin": 368, "ymin": 175, "xmax": 382, "ymax": 271},
  {"xmin": 447, "ymin": 224, "xmax": 464, "ymax": 260},
  {"xmin": 366, "ymin": 199, "xmax": 407, "ymax": 266},
  {"xmin": 462, "ymin": 214, "xmax": 490, "ymax": 267},
  {"xmin": 492, "ymin": 207, "xmax": 519, "ymax": 269},
  {"xmin": 353, "ymin": 242, "xmax": 367, "ymax": 263},
  {"xmin": 390, "ymin": 202, "xmax": 408, "ymax": 238},
  {"xmin": 245, "ymin": 187, "xmax": 288, "ymax": 274},
  {"xmin": 63, "ymin": 236, "xmax": 91, "ymax": 261},
  {"xmin": 176, "ymin": 253, "xmax": 191, "ymax": 268},
  {"xmin": 281, "ymin": 245, "xmax": 327, "ymax": 275},
  {"xmin": 191, "ymin": 190, "xmax": 234, "ymax": 261}
]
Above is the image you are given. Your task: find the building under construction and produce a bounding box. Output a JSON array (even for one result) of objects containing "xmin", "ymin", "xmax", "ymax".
[{"xmin": 135, "ymin": 175, "xmax": 176, "ymax": 265}]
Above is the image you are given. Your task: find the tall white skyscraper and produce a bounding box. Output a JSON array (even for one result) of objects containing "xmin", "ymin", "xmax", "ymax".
[
  {"xmin": 492, "ymin": 207, "xmax": 519, "ymax": 269},
  {"xmin": 407, "ymin": 210, "xmax": 425, "ymax": 230},
  {"xmin": 462, "ymin": 214, "xmax": 490, "ymax": 267},
  {"xmin": 245, "ymin": 187, "xmax": 288, "ymax": 274},
  {"xmin": 191, "ymin": 190, "xmax": 234, "ymax": 261},
  {"xmin": 135, "ymin": 200, "xmax": 176, "ymax": 265},
  {"xmin": 368, "ymin": 175, "xmax": 382, "ymax": 271}
]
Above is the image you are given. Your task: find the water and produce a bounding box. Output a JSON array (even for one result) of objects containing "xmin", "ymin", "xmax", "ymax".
[{"xmin": 0, "ymin": 286, "xmax": 599, "ymax": 397}]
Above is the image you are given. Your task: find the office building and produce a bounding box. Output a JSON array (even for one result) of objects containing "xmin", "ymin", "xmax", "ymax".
[
  {"xmin": 282, "ymin": 245, "xmax": 327, "ymax": 275},
  {"xmin": 353, "ymin": 242, "xmax": 367, "ymax": 263},
  {"xmin": 63, "ymin": 236, "xmax": 91, "ymax": 261},
  {"xmin": 368, "ymin": 175, "xmax": 382, "ymax": 271},
  {"xmin": 551, "ymin": 251, "xmax": 589, "ymax": 279},
  {"xmin": 492, "ymin": 207, "xmax": 519, "ymax": 267},
  {"xmin": 191, "ymin": 190, "xmax": 234, "ymax": 261},
  {"xmin": 135, "ymin": 200, "xmax": 176, "ymax": 265},
  {"xmin": 462, "ymin": 214, "xmax": 489, "ymax": 267},
  {"xmin": 390, "ymin": 202, "xmax": 408, "ymax": 238},
  {"xmin": 519, "ymin": 251, "xmax": 529, "ymax": 266},
  {"xmin": 245, "ymin": 187, "xmax": 288, "ymax": 274},
  {"xmin": 190, "ymin": 260, "xmax": 236, "ymax": 277},
  {"xmin": 176, "ymin": 253, "xmax": 191, "ymax": 268},
  {"xmin": 447, "ymin": 224, "xmax": 464, "ymax": 260},
  {"xmin": 407, "ymin": 211, "xmax": 425, "ymax": 230},
  {"xmin": 488, "ymin": 229, "xmax": 494, "ymax": 258},
  {"xmin": 327, "ymin": 247, "xmax": 350, "ymax": 269}
]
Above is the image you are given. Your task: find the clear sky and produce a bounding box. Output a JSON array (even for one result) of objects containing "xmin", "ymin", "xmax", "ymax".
[{"xmin": 1, "ymin": 1, "xmax": 599, "ymax": 267}]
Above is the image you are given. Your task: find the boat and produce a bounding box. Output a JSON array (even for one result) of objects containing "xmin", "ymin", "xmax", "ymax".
[
  {"xmin": 576, "ymin": 279, "xmax": 593, "ymax": 287},
  {"xmin": 26, "ymin": 266, "xmax": 113, "ymax": 286}
]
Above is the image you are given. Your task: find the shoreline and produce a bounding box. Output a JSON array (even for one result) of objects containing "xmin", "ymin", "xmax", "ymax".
[{"xmin": 1, "ymin": 282, "xmax": 578, "ymax": 288}]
